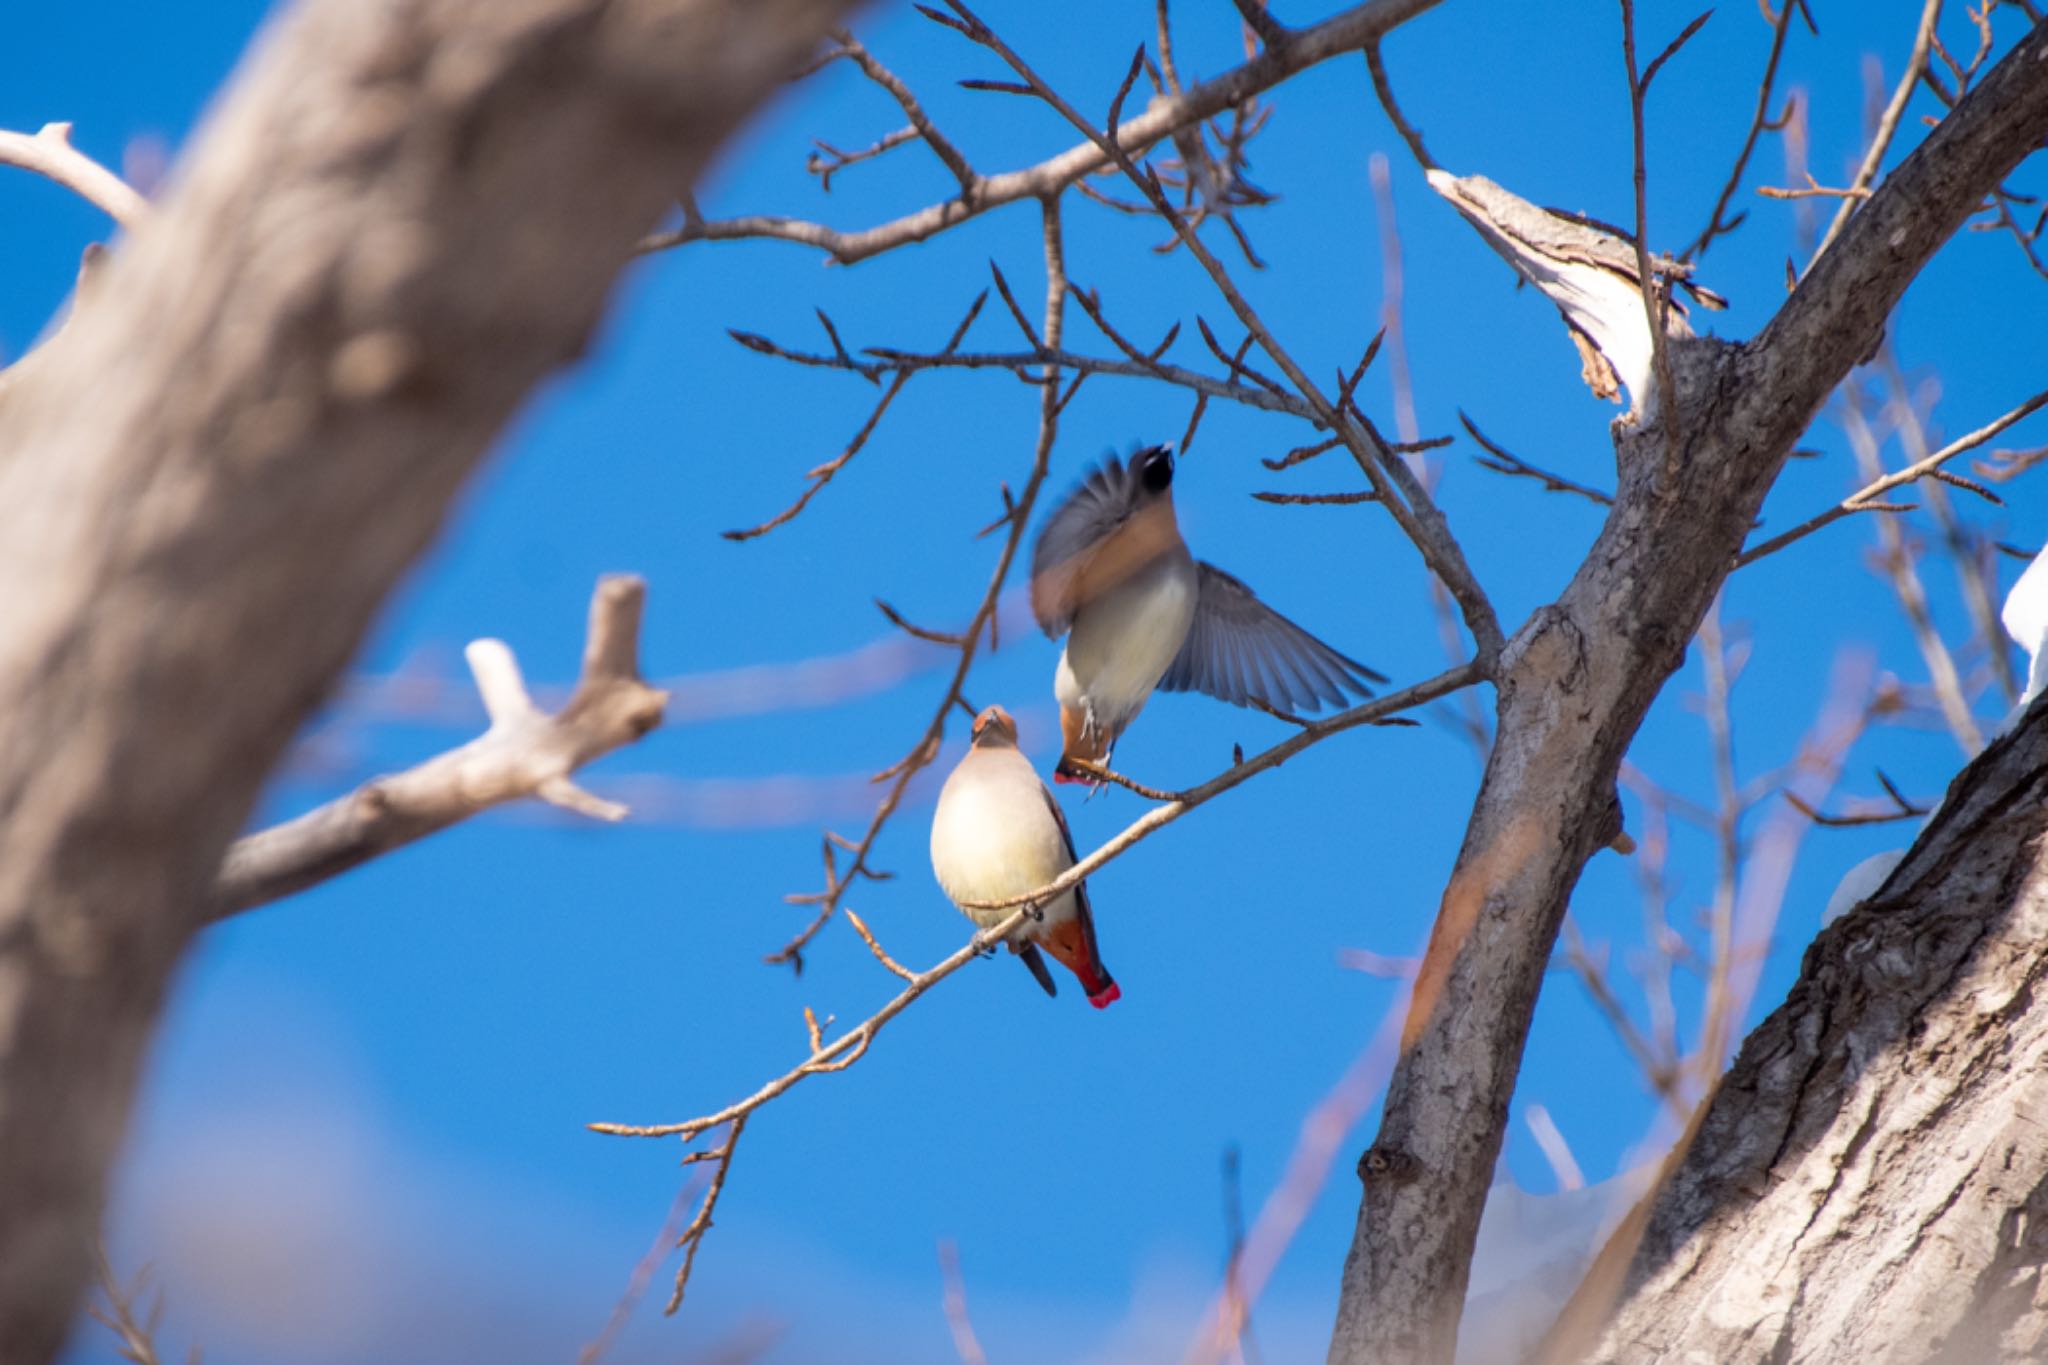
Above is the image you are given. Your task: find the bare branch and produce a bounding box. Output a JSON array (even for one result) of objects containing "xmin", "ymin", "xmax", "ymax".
[
  {"xmin": 955, "ymin": 662, "xmax": 1483, "ymax": 915},
  {"xmin": 1685, "ymin": 0, "xmax": 1799, "ymax": 262},
  {"xmin": 1365, "ymin": 41, "xmax": 1437, "ymax": 171},
  {"xmin": 0, "ymin": 1, "xmax": 857, "ymax": 1354},
  {"xmin": 1462, "ymin": 411, "xmax": 1615, "ymax": 506},
  {"xmin": 1810, "ymin": 0, "xmax": 1943, "ymax": 264},
  {"xmin": 765, "ymin": 197, "xmax": 1072, "ymax": 968},
  {"xmin": 943, "ymin": 1, "xmax": 1501, "ymax": 662},
  {"xmin": 1619, "ymin": 0, "xmax": 1686, "ymax": 468},
  {"xmin": 725, "ymin": 291, "xmax": 987, "ymax": 540},
  {"xmin": 830, "ymin": 28, "xmax": 978, "ymax": 191},
  {"xmin": 938, "ymin": 1241, "xmax": 989, "ymax": 1365},
  {"xmin": 1639, "ymin": 10, "xmax": 1714, "ymax": 93},
  {"xmin": 641, "ymin": 0, "xmax": 1450, "ymax": 262},
  {"xmin": 1737, "ymin": 385, "xmax": 2048, "ymax": 565},
  {"xmin": 213, "ymin": 577, "xmax": 666, "ymax": 916},
  {"xmin": 0, "ymin": 122, "xmax": 150, "ymax": 228}
]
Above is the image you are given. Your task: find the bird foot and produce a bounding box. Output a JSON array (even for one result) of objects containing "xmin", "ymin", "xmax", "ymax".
[{"xmin": 969, "ymin": 928, "xmax": 1001, "ymax": 958}]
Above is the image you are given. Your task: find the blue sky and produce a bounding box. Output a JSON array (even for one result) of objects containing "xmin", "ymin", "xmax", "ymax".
[{"xmin": 8, "ymin": 3, "xmax": 2046, "ymax": 1362}]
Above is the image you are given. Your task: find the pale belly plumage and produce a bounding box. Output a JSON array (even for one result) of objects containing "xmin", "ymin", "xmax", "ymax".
[
  {"xmin": 1057, "ymin": 554, "xmax": 1198, "ymax": 741},
  {"xmin": 929, "ymin": 750, "xmax": 1080, "ymax": 932}
]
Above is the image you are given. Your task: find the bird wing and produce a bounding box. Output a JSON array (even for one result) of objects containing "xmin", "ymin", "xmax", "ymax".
[
  {"xmin": 1036, "ymin": 780, "xmax": 1117, "ymax": 1006},
  {"xmin": 1157, "ymin": 561, "xmax": 1387, "ymax": 712},
  {"xmin": 1029, "ymin": 456, "xmax": 1146, "ymax": 638},
  {"xmin": 1039, "ymin": 780, "xmax": 1094, "ymax": 925},
  {"xmin": 1015, "ymin": 942, "xmax": 1058, "ymax": 997}
]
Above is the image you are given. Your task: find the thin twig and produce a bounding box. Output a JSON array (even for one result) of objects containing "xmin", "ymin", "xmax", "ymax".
[
  {"xmin": 1619, "ymin": 0, "xmax": 1686, "ymax": 468},
  {"xmin": 638, "ymin": 0, "xmax": 1450, "ymax": 262},
  {"xmin": 954, "ymin": 662, "xmax": 1481, "ymax": 915},
  {"xmin": 1737, "ymin": 386, "xmax": 2048, "ymax": 565},
  {"xmin": 1364, "ymin": 41, "xmax": 1436, "ymax": 171},
  {"xmin": 763, "ymin": 201, "xmax": 1069, "ymax": 968},
  {"xmin": 831, "ymin": 28, "xmax": 979, "ymax": 191},
  {"xmin": 87, "ymin": 1249, "xmax": 169, "ymax": 1365},
  {"xmin": 1462, "ymin": 412, "xmax": 1615, "ymax": 506},
  {"xmin": 938, "ymin": 1240, "xmax": 989, "ymax": 1365},
  {"xmin": 1810, "ymin": 0, "xmax": 1943, "ymax": 264},
  {"xmin": 724, "ymin": 290, "xmax": 988, "ymax": 541}
]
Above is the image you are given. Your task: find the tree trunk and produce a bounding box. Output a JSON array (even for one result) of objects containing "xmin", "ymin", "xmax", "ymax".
[
  {"xmin": 1584, "ymin": 697, "xmax": 2048, "ymax": 1361},
  {"xmin": 0, "ymin": 1, "xmax": 853, "ymax": 1358},
  {"xmin": 1326, "ymin": 19, "xmax": 2048, "ymax": 1364}
]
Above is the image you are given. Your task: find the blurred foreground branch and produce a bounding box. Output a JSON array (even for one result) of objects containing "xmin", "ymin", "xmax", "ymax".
[
  {"xmin": 214, "ymin": 575, "xmax": 667, "ymax": 917},
  {"xmin": 0, "ymin": 0, "xmax": 854, "ymax": 1357}
]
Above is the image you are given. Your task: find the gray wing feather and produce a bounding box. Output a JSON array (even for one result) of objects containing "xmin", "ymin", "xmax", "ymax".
[
  {"xmin": 1158, "ymin": 562, "xmax": 1386, "ymax": 711},
  {"xmin": 1029, "ymin": 457, "xmax": 1144, "ymax": 637},
  {"xmin": 1040, "ymin": 781, "xmax": 1094, "ymax": 921}
]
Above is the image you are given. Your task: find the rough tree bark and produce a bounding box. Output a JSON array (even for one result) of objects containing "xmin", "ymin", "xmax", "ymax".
[
  {"xmin": 1583, "ymin": 696, "xmax": 2048, "ymax": 1362},
  {"xmin": 1326, "ymin": 19, "xmax": 2048, "ymax": 1365},
  {"xmin": 0, "ymin": 0, "xmax": 855, "ymax": 1359}
]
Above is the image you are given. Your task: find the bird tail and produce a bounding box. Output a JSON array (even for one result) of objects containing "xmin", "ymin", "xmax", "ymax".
[
  {"xmin": 1015, "ymin": 942, "xmax": 1058, "ymax": 998},
  {"xmin": 1056, "ymin": 704, "xmax": 1112, "ymax": 786},
  {"xmin": 1037, "ymin": 905, "xmax": 1120, "ymax": 1008}
]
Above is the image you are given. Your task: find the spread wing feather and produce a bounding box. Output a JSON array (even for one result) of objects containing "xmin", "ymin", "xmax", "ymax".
[{"xmin": 1158, "ymin": 562, "xmax": 1386, "ymax": 712}]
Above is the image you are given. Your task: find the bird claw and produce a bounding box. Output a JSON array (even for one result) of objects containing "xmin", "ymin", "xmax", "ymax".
[{"xmin": 969, "ymin": 928, "xmax": 1000, "ymax": 958}]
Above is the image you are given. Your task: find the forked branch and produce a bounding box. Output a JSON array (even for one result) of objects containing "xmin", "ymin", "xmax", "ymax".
[{"xmin": 213, "ymin": 576, "xmax": 668, "ymax": 916}]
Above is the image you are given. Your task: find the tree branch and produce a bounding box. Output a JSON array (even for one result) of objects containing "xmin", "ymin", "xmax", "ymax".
[
  {"xmin": 0, "ymin": 0, "xmax": 856, "ymax": 1357},
  {"xmin": 639, "ymin": 0, "xmax": 1448, "ymax": 262},
  {"xmin": 1587, "ymin": 696, "xmax": 2048, "ymax": 1359},
  {"xmin": 0, "ymin": 122, "xmax": 150, "ymax": 228},
  {"xmin": 213, "ymin": 575, "xmax": 667, "ymax": 917},
  {"xmin": 1328, "ymin": 19, "xmax": 2048, "ymax": 1363}
]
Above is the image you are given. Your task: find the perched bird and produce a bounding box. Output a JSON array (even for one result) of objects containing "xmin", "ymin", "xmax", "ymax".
[
  {"xmin": 930, "ymin": 705, "xmax": 1119, "ymax": 1007},
  {"xmin": 1030, "ymin": 444, "xmax": 1385, "ymax": 782}
]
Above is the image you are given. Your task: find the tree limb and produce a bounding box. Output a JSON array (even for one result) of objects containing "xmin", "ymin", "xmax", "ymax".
[
  {"xmin": 0, "ymin": 0, "xmax": 855, "ymax": 1358},
  {"xmin": 1585, "ymin": 695, "xmax": 2048, "ymax": 1359},
  {"xmin": 213, "ymin": 575, "xmax": 668, "ymax": 917},
  {"xmin": 1327, "ymin": 19, "xmax": 2048, "ymax": 1363},
  {"xmin": 639, "ymin": 0, "xmax": 1446, "ymax": 262}
]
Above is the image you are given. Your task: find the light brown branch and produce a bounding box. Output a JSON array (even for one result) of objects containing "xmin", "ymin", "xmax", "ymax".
[
  {"xmin": 0, "ymin": 122, "xmax": 150, "ymax": 229},
  {"xmin": 1619, "ymin": 0, "xmax": 1685, "ymax": 472},
  {"xmin": 593, "ymin": 905, "xmax": 1032, "ymax": 1143},
  {"xmin": 956, "ymin": 662, "xmax": 1482, "ymax": 914},
  {"xmin": 213, "ymin": 576, "xmax": 667, "ymax": 917},
  {"xmin": 1811, "ymin": 0, "xmax": 1943, "ymax": 263},
  {"xmin": 0, "ymin": 4, "xmax": 855, "ymax": 1354},
  {"xmin": 1334, "ymin": 21, "xmax": 2048, "ymax": 1360},
  {"xmin": 639, "ymin": 0, "xmax": 1448, "ymax": 262},
  {"xmin": 1685, "ymin": 0, "xmax": 1800, "ymax": 260},
  {"xmin": 830, "ymin": 28, "xmax": 977, "ymax": 191},
  {"xmin": 938, "ymin": 1240, "xmax": 989, "ymax": 1365}
]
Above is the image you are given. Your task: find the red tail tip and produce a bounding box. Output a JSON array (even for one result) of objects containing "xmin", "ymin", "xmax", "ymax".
[
  {"xmin": 1054, "ymin": 768, "xmax": 1100, "ymax": 787},
  {"xmin": 1087, "ymin": 982, "xmax": 1121, "ymax": 1009}
]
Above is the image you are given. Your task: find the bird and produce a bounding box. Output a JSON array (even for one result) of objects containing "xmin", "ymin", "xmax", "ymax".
[
  {"xmin": 1030, "ymin": 444, "xmax": 1386, "ymax": 783},
  {"xmin": 929, "ymin": 704, "xmax": 1120, "ymax": 1007}
]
